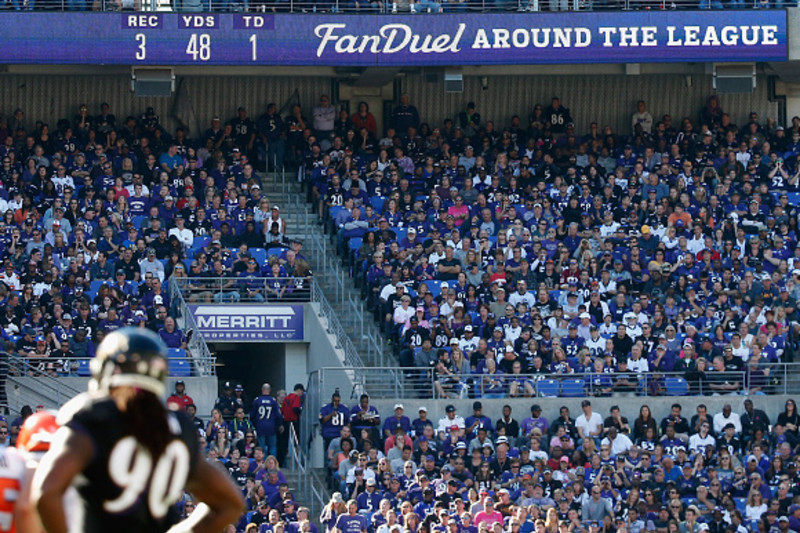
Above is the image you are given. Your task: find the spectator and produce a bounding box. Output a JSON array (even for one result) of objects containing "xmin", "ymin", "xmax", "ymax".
[
  {"xmin": 158, "ymin": 316, "xmax": 186, "ymax": 349},
  {"xmin": 251, "ymin": 383, "xmax": 283, "ymax": 458},
  {"xmin": 167, "ymin": 380, "xmax": 194, "ymax": 411}
]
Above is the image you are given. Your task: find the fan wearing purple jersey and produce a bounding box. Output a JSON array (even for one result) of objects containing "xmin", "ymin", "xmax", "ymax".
[
  {"xmin": 334, "ymin": 500, "xmax": 368, "ymax": 533},
  {"xmin": 251, "ymin": 383, "xmax": 284, "ymax": 458}
]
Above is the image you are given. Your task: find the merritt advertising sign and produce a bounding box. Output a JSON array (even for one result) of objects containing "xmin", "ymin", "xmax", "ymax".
[
  {"xmin": 0, "ymin": 11, "xmax": 786, "ymax": 65},
  {"xmin": 188, "ymin": 305, "xmax": 304, "ymax": 342}
]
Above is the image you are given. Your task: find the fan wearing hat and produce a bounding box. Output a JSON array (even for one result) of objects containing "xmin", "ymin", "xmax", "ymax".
[
  {"xmin": 437, "ymin": 405, "xmax": 465, "ymax": 440},
  {"xmin": 214, "ymin": 381, "xmax": 239, "ymax": 421},
  {"xmin": 167, "ymin": 379, "xmax": 194, "ymax": 411},
  {"xmin": 521, "ymin": 405, "xmax": 549, "ymax": 436},
  {"xmin": 465, "ymin": 401, "xmax": 493, "ymax": 440},
  {"xmin": 382, "ymin": 404, "xmax": 411, "ymax": 440}
]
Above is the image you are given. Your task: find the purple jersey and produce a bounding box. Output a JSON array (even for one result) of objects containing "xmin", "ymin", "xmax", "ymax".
[
  {"xmin": 334, "ymin": 514, "xmax": 367, "ymax": 533},
  {"xmin": 319, "ymin": 403, "xmax": 350, "ymax": 439},
  {"xmin": 250, "ymin": 395, "xmax": 283, "ymax": 437}
]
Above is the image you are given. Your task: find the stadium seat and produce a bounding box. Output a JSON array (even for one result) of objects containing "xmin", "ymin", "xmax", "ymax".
[
  {"xmin": 168, "ymin": 358, "xmax": 191, "ymax": 377},
  {"xmin": 420, "ymin": 280, "xmax": 441, "ymax": 298},
  {"xmin": 192, "ymin": 236, "xmax": 210, "ymax": 250},
  {"xmin": 89, "ymin": 280, "xmax": 106, "ymax": 294},
  {"xmin": 348, "ymin": 238, "xmax": 363, "ymax": 253},
  {"xmin": 536, "ymin": 380, "xmax": 560, "ymax": 398},
  {"xmin": 250, "ymin": 248, "xmax": 267, "ymax": 266},
  {"xmin": 664, "ymin": 377, "xmax": 689, "ymax": 396},
  {"xmin": 168, "ymin": 348, "xmax": 187, "ymax": 359},
  {"xmin": 267, "ymin": 247, "xmax": 288, "ymax": 259},
  {"xmin": 329, "ymin": 206, "xmax": 345, "ymax": 222},
  {"xmin": 76, "ymin": 359, "xmax": 91, "ymax": 377},
  {"xmin": 370, "ymin": 196, "xmax": 386, "ymax": 212},
  {"xmin": 560, "ymin": 379, "xmax": 585, "ymax": 397},
  {"xmin": 787, "ymin": 192, "xmax": 800, "ymax": 206}
]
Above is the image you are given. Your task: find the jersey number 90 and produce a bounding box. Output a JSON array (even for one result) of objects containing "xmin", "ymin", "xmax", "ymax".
[{"xmin": 104, "ymin": 436, "xmax": 191, "ymax": 519}]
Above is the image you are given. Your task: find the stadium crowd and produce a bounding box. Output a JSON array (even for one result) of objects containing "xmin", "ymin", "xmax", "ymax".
[
  {"xmin": 292, "ymin": 94, "xmax": 800, "ymax": 397},
  {"xmin": 318, "ymin": 394, "xmax": 800, "ymax": 533},
  {"xmin": 0, "ymin": 103, "xmax": 312, "ymax": 375}
]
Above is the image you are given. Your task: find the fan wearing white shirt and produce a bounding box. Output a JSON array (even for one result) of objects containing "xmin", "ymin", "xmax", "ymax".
[
  {"xmin": 713, "ymin": 404, "xmax": 742, "ymax": 434},
  {"xmin": 626, "ymin": 345, "xmax": 649, "ymax": 374},
  {"xmin": 600, "ymin": 427, "xmax": 633, "ymax": 456},
  {"xmin": 437, "ymin": 405, "xmax": 465, "ymax": 440},
  {"xmin": 168, "ymin": 214, "xmax": 193, "ymax": 250},
  {"xmin": 688, "ymin": 422, "xmax": 715, "ymax": 455},
  {"xmin": 575, "ymin": 400, "xmax": 604, "ymax": 445}
]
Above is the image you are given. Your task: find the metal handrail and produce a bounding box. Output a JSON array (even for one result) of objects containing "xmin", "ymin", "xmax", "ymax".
[
  {"xmin": 7, "ymin": 0, "xmax": 777, "ymax": 10},
  {"xmin": 311, "ymin": 280, "xmax": 366, "ymax": 370},
  {"xmin": 307, "ymin": 364, "xmax": 800, "ymax": 399},
  {"xmin": 172, "ymin": 276, "xmax": 313, "ymax": 303},
  {"xmin": 288, "ymin": 420, "xmax": 327, "ymax": 517},
  {"xmin": 5, "ymin": 353, "xmax": 218, "ymax": 378},
  {"xmin": 169, "ymin": 277, "xmax": 218, "ymax": 376},
  {"xmin": 3, "ymin": 355, "xmax": 84, "ymax": 409},
  {"xmin": 283, "ymin": 173, "xmax": 388, "ymax": 368}
]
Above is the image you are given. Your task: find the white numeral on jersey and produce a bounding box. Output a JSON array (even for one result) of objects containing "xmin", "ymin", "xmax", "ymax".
[
  {"xmin": 105, "ymin": 437, "xmax": 151, "ymax": 513},
  {"xmin": 104, "ymin": 436, "xmax": 191, "ymax": 519},
  {"xmin": 149, "ymin": 441, "xmax": 191, "ymax": 518},
  {"xmin": 0, "ymin": 511, "xmax": 11, "ymax": 532},
  {"xmin": 186, "ymin": 34, "xmax": 211, "ymax": 61},
  {"xmin": 258, "ymin": 406, "xmax": 272, "ymax": 419},
  {"xmin": 250, "ymin": 34, "xmax": 257, "ymax": 61},
  {"xmin": 135, "ymin": 33, "xmax": 146, "ymax": 60}
]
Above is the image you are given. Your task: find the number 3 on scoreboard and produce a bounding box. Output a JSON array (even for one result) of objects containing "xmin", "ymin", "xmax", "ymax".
[
  {"xmin": 186, "ymin": 34, "xmax": 211, "ymax": 61},
  {"xmin": 135, "ymin": 33, "xmax": 146, "ymax": 61}
]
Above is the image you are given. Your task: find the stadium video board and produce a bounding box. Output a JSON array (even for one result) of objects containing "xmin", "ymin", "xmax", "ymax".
[{"xmin": 0, "ymin": 11, "xmax": 787, "ymax": 66}]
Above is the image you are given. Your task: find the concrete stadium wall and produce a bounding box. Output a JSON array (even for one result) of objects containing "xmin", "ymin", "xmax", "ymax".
[
  {"xmin": 307, "ymin": 394, "xmax": 794, "ymax": 467},
  {"xmin": 368, "ymin": 395, "xmax": 795, "ymax": 434},
  {"xmin": 6, "ymin": 376, "xmax": 218, "ymax": 416}
]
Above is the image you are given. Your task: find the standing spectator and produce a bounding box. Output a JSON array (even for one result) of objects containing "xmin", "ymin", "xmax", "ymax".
[
  {"xmin": 631, "ymin": 100, "xmax": 653, "ymax": 134},
  {"xmin": 575, "ymin": 400, "xmax": 604, "ymax": 446},
  {"xmin": 251, "ymin": 382, "xmax": 284, "ymax": 458},
  {"xmin": 543, "ymin": 97, "xmax": 572, "ymax": 134},
  {"xmin": 313, "ymin": 95, "xmax": 336, "ymax": 150},
  {"xmin": 258, "ymin": 102, "xmax": 286, "ymax": 172},
  {"xmin": 279, "ymin": 383, "xmax": 306, "ymax": 466},
  {"xmin": 215, "ymin": 381, "xmax": 239, "ymax": 421},
  {"xmin": 350, "ymin": 102, "xmax": 377, "ymax": 138},
  {"xmin": 391, "ymin": 94, "xmax": 420, "ymax": 135},
  {"xmin": 320, "ymin": 390, "xmax": 350, "ymax": 453}
]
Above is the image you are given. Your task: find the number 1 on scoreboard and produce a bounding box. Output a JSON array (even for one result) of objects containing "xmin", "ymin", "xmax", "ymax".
[{"xmin": 250, "ymin": 34, "xmax": 257, "ymax": 61}]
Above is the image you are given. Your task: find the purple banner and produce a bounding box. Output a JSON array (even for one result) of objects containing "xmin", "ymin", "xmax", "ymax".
[
  {"xmin": 188, "ymin": 304, "xmax": 304, "ymax": 342},
  {"xmin": 0, "ymin": 11, "xmax": 787, "ymax": 65}
]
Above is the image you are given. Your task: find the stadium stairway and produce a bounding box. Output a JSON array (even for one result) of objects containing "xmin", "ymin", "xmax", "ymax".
[{"xmin": 261, "ymin": 171, "xmax": 394, "ymax": 372}]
